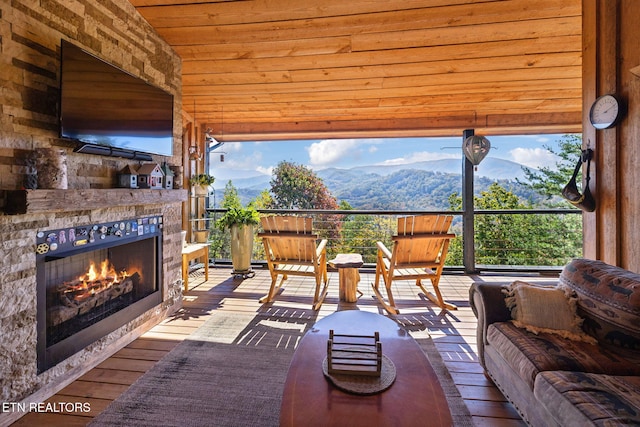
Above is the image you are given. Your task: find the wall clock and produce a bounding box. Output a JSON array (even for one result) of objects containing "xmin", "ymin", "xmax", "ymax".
[{"xmin": 589, "ymin": 94, "xmax": 623, "ymax": 129}]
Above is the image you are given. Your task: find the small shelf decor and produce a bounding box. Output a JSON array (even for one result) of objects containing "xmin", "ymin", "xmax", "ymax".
[{"xmin": 327, "ymin": 330, "xmax": 382, "ymax": 377}]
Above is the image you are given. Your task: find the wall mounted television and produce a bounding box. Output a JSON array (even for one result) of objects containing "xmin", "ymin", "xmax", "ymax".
[{"xmin": 59, "ymin": 40, "xmax": 174, "ymax": 160}]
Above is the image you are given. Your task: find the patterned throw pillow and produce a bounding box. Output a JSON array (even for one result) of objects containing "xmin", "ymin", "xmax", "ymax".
[
  {"xmin": 560, "ymin": 258, "xmax": 640, "ymax": 348},
  {"xmin": 503, "ymin": 280, "xmax": 597, "ymax": 344}
]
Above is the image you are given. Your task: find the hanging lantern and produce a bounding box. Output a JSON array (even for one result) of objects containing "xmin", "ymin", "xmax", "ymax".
[{"xmin": 462, "ymin": 135, "xmax": 491, "ymax": 170}]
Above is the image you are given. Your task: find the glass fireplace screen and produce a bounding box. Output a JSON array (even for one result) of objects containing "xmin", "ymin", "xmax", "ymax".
[{"xmin": 36, "ymin": 216, "xmax": 163, "ymax": 372}]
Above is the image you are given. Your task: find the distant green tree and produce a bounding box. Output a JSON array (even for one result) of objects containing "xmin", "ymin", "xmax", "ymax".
[
  {"xmin": 448, "ymin": 183, "xmax": 581, "ymax": 266},
  {"xmin": 209, "ymin": 180, "xmax": 242, "ymax": 259},
  {"xmin": 330, "ymin": 200, "xmax": 396, "ymax": 263},
  {"xmin": 269, "ymin": 161, "xmax": 339, "ymax": 210},
  {"xmin": 339, "ymin": 200, "xmax": 352, "ymax": 210},
  {"xmin": 269, "ymin": 161, "xmax": 341, "ymax": 244},
  {"xmin": 518, "ymin": 134, "xmax": 582, "ymax": 203},
  {"xmin": 221, "ymin": 180, "xmax": 242, "ymax": 209},
  {"xmin": 252, "ymin": 189, "xmax": 273, "ymax": 210},
  {"xmin": 249, "ymin": 189, "xmax": 273, "ymax": 260}
]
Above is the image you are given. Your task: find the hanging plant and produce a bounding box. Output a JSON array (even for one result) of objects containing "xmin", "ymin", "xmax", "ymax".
[{"xmin": 189, "ymin": 173, "xmax": 215, "ymax": 186}]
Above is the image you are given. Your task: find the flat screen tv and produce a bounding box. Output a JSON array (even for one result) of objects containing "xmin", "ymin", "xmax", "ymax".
[{"xmin": 59, "ymin": 40, "xmax": 174, "ymax": 159}]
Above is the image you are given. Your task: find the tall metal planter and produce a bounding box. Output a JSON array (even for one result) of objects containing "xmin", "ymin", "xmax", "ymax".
[{"xmin": 230, "ymin": 224, "xmax": 255, "ymax": 278}]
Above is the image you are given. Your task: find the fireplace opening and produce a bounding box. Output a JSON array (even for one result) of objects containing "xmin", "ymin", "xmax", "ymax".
[{"xmin": 36, "ymin": 217, "xmax": 163, "ymax": 373}]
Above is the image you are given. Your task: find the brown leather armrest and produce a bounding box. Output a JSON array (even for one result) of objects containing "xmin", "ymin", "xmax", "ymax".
[{"xmin": 469, "ymin": 282, "xmax": 511, "ymax": 369}]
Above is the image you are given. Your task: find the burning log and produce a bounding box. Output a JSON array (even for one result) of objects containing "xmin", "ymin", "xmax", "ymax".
[{"xmin": 48, "ymin": 259, "xmax": 141, "ymax": 326}]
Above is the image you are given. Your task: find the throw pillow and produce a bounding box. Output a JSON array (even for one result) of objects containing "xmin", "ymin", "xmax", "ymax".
[{"xmin": 503, "ymin": 281, "xmax": 597, "ymax": 344}]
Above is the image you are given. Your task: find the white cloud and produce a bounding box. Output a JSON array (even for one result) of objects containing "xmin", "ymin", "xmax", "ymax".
[
  {"xmin": 509, "ymin": 147, "xmax": 559, "ymax": 169},
  {"xmin": 307, "ymin": 139, "xmax": 363, "ymax": 166},
  {"xmin": 256, "ymin": 166, "xmax": 273, "ymax": 176},
  {"xmin": 378, "ymin": 151, "xmax": 458, "ymax": 166}
]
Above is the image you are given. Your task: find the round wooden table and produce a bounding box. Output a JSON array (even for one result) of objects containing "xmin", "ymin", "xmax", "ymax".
[{"xmin": 280, "ymin": 310, "xmax": 453, "ymax": 427}]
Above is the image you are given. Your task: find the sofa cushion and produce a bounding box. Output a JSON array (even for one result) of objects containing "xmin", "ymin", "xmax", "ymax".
[
  {"xmin": 534, "ymin": 371, "xmax": 640, "ymax": 426},
  {"xmin": 487, "ymin": 322, "xmax": 640, "ymax": 390},
  {"xmin": 503, "ymin": 280, "xmax": 596, "ymax": 343},
  {"xmin": 560, "ymin": 259, "xmax": 640, "ymax": 349}
]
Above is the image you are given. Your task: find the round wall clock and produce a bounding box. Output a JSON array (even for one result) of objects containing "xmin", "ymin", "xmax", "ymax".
[{"xmin": 589, "ymin": 94, "xmax": 623, "ymax": 130}]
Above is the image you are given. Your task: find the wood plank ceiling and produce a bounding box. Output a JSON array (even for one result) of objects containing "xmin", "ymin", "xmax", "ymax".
[{"xmin": 131, "ymin": 0, "xmax": 582, "ymax": 142}]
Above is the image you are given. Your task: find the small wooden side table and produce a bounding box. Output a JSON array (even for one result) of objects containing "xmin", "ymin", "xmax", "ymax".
[
  {"xmin": 181, "ymin": 243, "xmax": 209, "ymax": 291},
  {"xmin": 329, "ymin": 253, "xmax": 363, "ymax": 302}
]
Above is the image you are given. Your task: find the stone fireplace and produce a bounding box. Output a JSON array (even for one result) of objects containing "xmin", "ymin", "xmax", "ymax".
[
  {"xmin": 36, "ymin": 215, "xmax": 164, "ymax": 373},
  {"xmin": 0, "ymin": 190, "xmax": 186, "ymax": 415}
]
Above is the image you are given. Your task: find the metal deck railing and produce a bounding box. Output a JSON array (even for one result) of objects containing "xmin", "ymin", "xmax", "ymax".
[{"xmin": 193, "ymin": 208, "xmax": 582, "ymax": 273}]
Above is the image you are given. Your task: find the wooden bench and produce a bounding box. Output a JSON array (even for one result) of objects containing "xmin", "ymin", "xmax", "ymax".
[{"xmin": 181, "ymin": 244, "xmax": 209, "ymax": 291}]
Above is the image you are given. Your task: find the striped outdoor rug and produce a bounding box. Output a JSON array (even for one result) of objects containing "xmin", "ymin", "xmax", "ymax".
[{"xmin": 90, "ymin": 308, "xmax": 472, "ymax": 426}]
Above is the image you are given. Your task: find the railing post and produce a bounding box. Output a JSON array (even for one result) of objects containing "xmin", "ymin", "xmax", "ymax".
[{"xmin": 462, "ymin": 129, "xmax": 478, "ymax": 274}]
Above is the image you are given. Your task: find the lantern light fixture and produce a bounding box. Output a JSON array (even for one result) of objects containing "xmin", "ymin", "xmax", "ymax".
[{"xmin": 462, "ymin": 135, "xmax": 491, "ymax": 170}]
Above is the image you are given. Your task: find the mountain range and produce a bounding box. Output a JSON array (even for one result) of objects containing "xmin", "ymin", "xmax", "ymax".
[{"xmin": 212, "ymin": 157, "xmax": 538, "ymax": 210}]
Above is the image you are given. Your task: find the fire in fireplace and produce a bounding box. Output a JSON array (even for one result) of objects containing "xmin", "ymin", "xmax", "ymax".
[
  {"xmin": 53, "ymin": 258, "xmax": 139, "ymax": 325},
  {"xmin": 36, "ymin": 216, "xmax": 163, "ymax": 373}
]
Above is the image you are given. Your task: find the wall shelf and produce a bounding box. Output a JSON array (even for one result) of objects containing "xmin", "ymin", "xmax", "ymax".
[{"xmin": 3, "ymin": 189, "xmax": 188, "ymax": 215}]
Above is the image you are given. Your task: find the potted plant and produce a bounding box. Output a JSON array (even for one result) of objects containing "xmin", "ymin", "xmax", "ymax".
[
  {"xmin": 190, "ymin": 174, "xmax": 215, "ymax": 196},
  {"xmin": 216, "ymin": 205, "xmax": 260, "ymax": 275}
]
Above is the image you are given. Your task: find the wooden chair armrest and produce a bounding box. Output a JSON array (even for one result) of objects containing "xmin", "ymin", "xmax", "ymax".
[
  {"xmin": 316, "ymin": 239, "xmax": 328, "ymax": 257},
  {"xmin": 258, "ymin": 232, "xmax": 318, "ymax": 239},
  {"xmin": 392, "ymin": 233, "xmax": 455, "ymax": 241},
  {"xmin": 376, "ymin": 241, "xmax": 392, "ymax": 260}
]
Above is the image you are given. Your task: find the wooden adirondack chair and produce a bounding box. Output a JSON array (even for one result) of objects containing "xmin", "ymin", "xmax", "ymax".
[
  {"xmin": 373, "ymin": 215, "xmax": 456, "ymax": 314},
  {"xmin": 259, "ymin": 216, "xmax": 329, "ymax": 310}
]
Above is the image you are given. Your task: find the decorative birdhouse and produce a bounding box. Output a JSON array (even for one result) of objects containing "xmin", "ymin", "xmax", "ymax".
[
  {"xmin": 161, "ymin": 163, "xmax": 175, "ymax": 189},
  {"xmin": 117, "ymin": 165, "xmax": 138, "ymax": 188},
  {"xmin": 137, "ymin": 163, "xmax": 164, "ymax": 189}
]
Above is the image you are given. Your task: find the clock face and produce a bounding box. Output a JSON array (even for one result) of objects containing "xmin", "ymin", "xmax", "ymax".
[{"xmin": 590, "ymin": 94, "xmax": 621, "ymax": 129}]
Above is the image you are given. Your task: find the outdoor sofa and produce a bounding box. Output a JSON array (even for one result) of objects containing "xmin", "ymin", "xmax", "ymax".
[{"xmin": 470, "ymin": 258, "xmax": 640, "ymax": 426}]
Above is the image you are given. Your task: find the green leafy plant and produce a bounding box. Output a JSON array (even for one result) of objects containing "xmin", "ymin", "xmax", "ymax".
[
  {"xmin": 189, "ymin": 174, "xmax": 215, "ymax": 186},
  {"xmin": 215, "ymin": 205, "xmax": 260, "ymax": 231}
]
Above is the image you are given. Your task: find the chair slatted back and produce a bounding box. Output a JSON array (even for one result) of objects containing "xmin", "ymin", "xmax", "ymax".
[
  {"xmin": 260, "ymin": 216, "xmax": 317, "ymax": 264},
  {"xmin": 393, "ymin": 215, "xmax": 454, "ymax": 266}
]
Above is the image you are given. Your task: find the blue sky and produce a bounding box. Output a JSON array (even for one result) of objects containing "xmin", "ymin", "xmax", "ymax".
[{"xmin": 208, "ymin": 134, "xmax": 568, "ymax": 183}]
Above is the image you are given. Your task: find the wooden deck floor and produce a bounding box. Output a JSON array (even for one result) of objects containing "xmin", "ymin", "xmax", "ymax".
[{"xmin": 13, "ymin": 266, "xmax": 558, "ymax": 426}]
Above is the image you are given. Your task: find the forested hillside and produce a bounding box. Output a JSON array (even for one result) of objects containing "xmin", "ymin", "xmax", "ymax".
[
  {"xmin": 227, "ymin": 167, "xmax": 542, "ymax": 210},
  {"xmin": 321, "ymin": 169, "xmax": 542, "ymax": 210}
]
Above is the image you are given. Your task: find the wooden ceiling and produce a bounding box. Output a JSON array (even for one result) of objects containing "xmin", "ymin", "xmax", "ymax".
[{"xmin": 131, "ymin": 0, "xmax": 582, "ymax": 141}]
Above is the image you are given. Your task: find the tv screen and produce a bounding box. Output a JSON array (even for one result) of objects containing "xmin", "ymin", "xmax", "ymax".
[{"xmin": 59, "ymin": 40, "xmax": 174, "ymax": 158}]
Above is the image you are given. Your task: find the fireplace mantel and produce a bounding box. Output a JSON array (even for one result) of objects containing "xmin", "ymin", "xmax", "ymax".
[{"xmin": 3, "ymin": 189, "xmax": 188, "ymax": 215}]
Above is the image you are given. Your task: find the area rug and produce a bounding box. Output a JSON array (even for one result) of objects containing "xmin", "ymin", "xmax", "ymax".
[
  {"xmin": 415, "ymin": 336, "xmax": 473, "ymax": 427},
  {"xmin": 90, "ymin": 309, "xmax": 472, "ymax": 426}
]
